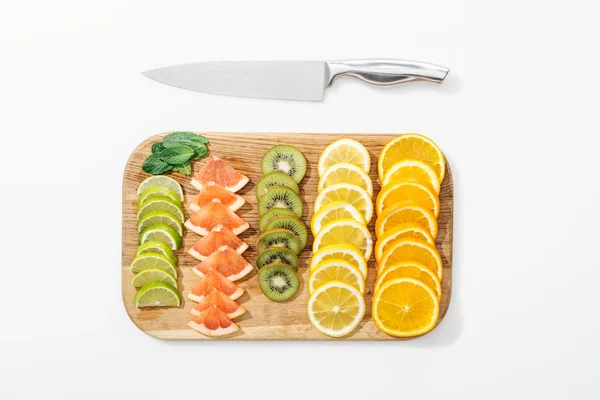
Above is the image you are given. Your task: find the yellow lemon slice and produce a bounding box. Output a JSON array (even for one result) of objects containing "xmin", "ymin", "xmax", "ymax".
[
  {"xmin": 373, "ymin": 261, "xmax": 441, "ymax": 299},
  {"xmin": 372, "ymin": 277, "xmax": 439, "ymax": 337},
  {"xmin": 376, "ymin": 180, "xmax": 439, "ymax": 217},
  {"xmin": 318, "ymin": 163, "xmax": 373, "ymax": 197},
  {"xmin": 378, "ymin": 134, "xmax": 445, "ymax": 182},
  {"xmin": 307, "ymin": 280, "xmax": 366, "ymax": 338},
  {"xmin": 309, "ymin": 244, "xmax": 368, "ymax": 278},
  {"xmin": 312, "ymin": 219, "xmax": 373, "ymax": 260},
  {"xmin": 318, "ymin": 138, "xmax": 370, "ymax": 177},
  {"xmin": 315, "ymin": 183, "xmax": 373, "ymax": 224},
  {"xmin": 310, "ymin": 201, "xmax": 366, "ymax": 235},
  {"xmin": 309, "ymin": 259, "xmax": 365, "ymax": 295}
]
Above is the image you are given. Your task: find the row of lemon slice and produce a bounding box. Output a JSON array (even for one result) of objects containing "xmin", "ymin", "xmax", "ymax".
[
  {"xmin": 307, "ymin": 139, "xmax": 374, "ymax": 338},
  {"xmin": 371, "ymin": 134, "xmax": 446, "ymax": 337}
]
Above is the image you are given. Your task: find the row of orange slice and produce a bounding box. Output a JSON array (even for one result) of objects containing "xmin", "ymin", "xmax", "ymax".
[
  {"xmin": 372, "ymin": 134, "xmax": 445, "ymax": 338},
  {"xmin": 185, "ymin": 156, "xmax": 252, "ymax": 337}
]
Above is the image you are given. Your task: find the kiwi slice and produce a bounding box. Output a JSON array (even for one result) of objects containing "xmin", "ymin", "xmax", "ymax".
[
  {"xmin": 258, "ymin": 264, "xmax": 299, "ymax": 302},
  {"xmin": 258, "ymin": 186, "xmax": 302, "ymax": 218},
  {"xmin": 258, "ymin": 208, "xmax": 298, "ymax": 233},
  {"xmin": 264, "ymin": 216, "xmax": 308, "ymax": 251},
  {"xmin": 255, "ymin": 172, "xmax": 300, "ymax": 200},
  {"xmin": 257, "ymin": 229, "xmax": 301, "ymax": 255},
  {"xmin": 261, "ymin": 145, "xmax": 307, "ymax": 183},
  {"xmin": 256, "ymin": 248, "xmax": 299, "ymax": 271}
]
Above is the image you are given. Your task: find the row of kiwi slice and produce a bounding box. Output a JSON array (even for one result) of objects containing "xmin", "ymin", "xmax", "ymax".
[{"xmin": 256, "ymin": 145, "xmax": 307, "ymax": 302}]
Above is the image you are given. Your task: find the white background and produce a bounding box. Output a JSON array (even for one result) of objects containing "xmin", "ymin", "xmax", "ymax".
[{"xmin": 1, "ymin": 0, "xmax": 599, "ymax": 398}]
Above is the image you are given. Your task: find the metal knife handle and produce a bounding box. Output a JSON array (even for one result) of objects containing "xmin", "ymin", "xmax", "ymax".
[{"xmin": 325, "ymin": 59, "xmax": 449, "ymax": 87}]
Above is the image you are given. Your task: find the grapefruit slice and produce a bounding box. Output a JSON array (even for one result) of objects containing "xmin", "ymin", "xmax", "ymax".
[
  {"xmin": 188, "ymin": 306, "xmax": 240, "ymax": 337},
  {"xmin": 193, "ymin": 246, "xmax": 253, "ymax": 282},
  {"xmin": 188, "ymin": 269, "xmax": 244, "ymax": 302},
  {"xmin": 191, "ymin": 288, "xmax": 246, "ymax": 319},
  {"xmin": 188, "ymin": 225, "xmax": 249, "ymax": 260},
  {"xmin": 185, "ymin": 200, "xmax": 249, "ymax": 236},
  {"xmin": 191, "ymin": 156, "xmax": 249, "ymax": 193},
  {"xmin": 189, "ymin": 182, "xmax": 245, "ymax": 213}
]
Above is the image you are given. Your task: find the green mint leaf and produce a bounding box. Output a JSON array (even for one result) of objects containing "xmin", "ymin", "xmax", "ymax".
[
  {"xmin": 172, "ymin": 160, "xmax": 192, "ymax": 175},
  {"xmin": 158, "ymin": 146, "xmax": 194, "ymax": 165},
  {"xmin": 151, "ymin": 142, "xmax": 166, "ymax": 154},
  {"xmin": 191, "ymin": 144, "xmax": 208, "ymax": 159},
  {"xmin": 142, "ymin": 154, "xmax": 173, "ymax": 175},
  {"xmin": 163, "ymin": 132, "xmax": 209, "ymax": 148}
]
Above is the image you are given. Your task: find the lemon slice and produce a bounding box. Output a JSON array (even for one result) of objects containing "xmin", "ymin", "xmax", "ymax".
[
  {"xmin": 372, "ymin": 277, "xmax": 439, "ymax": 337},
  {"xmin": 307, "ymin": 280, "xmax": 366, "ymax": 338},
  {"xmin": 376, "ymin": 181, "xmax": 439, "ymax": 217},
  {"xmin": 373, "ymin": 261, "xmax": 441, "ymax": 299},
  {"xmin": 318, "ymin": 163, "xmax": 373, "ymax": 197},
  {"xmin": 375, "ymin": 204, "xmax": 438, "ymax": 238},
  {"xmin": 309, "ymin": 244, "xmax": 368, "ymax": 278},
  {"xmin": 313, "ymin": 219, "xmax": 373, "ymax": 260},
  {"xmin": 382, "ymin": 160, "xmax": 441, "ymax": 194},
  {"xmin": 378, "ymin": 238, "xmax": 442, "ymax": 278},
  {"xmin": 374, "ymin": 223, "xmax": 434, "ymax": 262},
  {"xmin": 314, "ymin": 183, "xmax": 373, "ymax": 224},
  {"xmin": 318, "ymin": 138, "xmax": 370, "ymax": 177},
  {"xmin": 310, "ymin": 201, "xmax": 365, "ymax": 235},
  {"xmin": 378, "ymin": 134, "xmax": 445, "ymax": 182},
  {"xmin": 309, "ymin": 259, "xmax": 365, "ymax": 295}
]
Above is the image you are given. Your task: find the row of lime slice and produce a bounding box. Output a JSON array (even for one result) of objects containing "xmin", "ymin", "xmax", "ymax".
[{"xmin": 131, "ymin": 176, "xmax": 185, "ymax": 307}]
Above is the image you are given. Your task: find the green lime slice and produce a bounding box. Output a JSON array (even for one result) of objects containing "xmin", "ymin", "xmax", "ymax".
[
  {"xmin": 139, "ymin": 224, "xmax": 182, "ymax": 250},
  {"xmin": 137, "ymin": 176, "xmax": 184, "ymax": 202},
  {"xmin": 137, "ymin": 211, "xmax": 183, "ymax": 236},
  {"xmin": 137, "ymin": 186, "xmax": 182, "ymax": 207},
  {"xmin": 134, "ymin": 281, "xmax": 181, "ymax": 307},
  {"xmin": 131, "ymin": 268, "xmax": 177, "ymax": 288},
  {"xmin": 137, "ymin": 196, "xmax": 185, "ymax": 223},
  {"xmin": 130, "ymin": 252, "xmax": 177, "ymax": 277},
  {"xmin": 135, "ymin": 241, "xmax": 177, "ymax": 265}
]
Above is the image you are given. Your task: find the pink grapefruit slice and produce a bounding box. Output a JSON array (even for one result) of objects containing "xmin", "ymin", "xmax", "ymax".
[
  {"xmin": 188, "ymin": 306, "xmax": 240, "ymax": 337},
  {"xmin": 191, "ymin": 156, "xmax": 249, "ymax": 193},
  {"xmin": 191, "ymin": 288, "xmax": 246, "ymax": 319},
  {"xmin": 188, "ymin": 225, "xmax": 249, "ymax": 260},
  {"xmin": 185, "ymin": 199, "xmax": 249, "ymax": 236},
  {"xmin": 193, "ymin": 246, "xmax": 253, "ymax": 282},
  {"xmin": 188, "ymin": 269, "xmax": 244, "ymax": 302},
  {"xmin": 189, "ymin": 182, "xmax": 245, "ymax": 213}
]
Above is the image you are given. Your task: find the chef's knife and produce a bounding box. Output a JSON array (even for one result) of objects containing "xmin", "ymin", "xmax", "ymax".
[{"xmin": 142, "ymin": 59, "xmax": 449, "ymax": 101}]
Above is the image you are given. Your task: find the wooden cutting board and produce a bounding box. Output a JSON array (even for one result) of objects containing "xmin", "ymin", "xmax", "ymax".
[{"xmin": 122, "ymin": 132, "xmax": 453, "ymax": 340}]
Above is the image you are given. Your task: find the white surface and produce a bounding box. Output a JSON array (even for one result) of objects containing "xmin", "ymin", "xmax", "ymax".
[{"xmin": 1, "ymin": 1, "xmax": 599, "ymax": 399}]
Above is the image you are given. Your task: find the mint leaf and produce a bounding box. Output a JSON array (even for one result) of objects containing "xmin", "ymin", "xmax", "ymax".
[
  {"xmin": 151, "ymin": 142, "xmax": 166, "ymax": 154},
  {"xmin": 142, "ymin": 154, "xmax": 173, "ymax": 175},
  {"xmin": 158, "ymin": 146, "xmax": 194, "ymax": 165},
  {"xmin": 191, "ymin": 144, "xmax": 208, "ymax": 159},
  {"xmin": 172, "ymin": 160, "xmax": 192, "ymax": 175},
  {"xmin": 163, "ymin": 132, "xmax": 209, "ymax": 148}
]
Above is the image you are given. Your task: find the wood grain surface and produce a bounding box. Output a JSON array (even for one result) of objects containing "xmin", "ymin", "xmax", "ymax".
[{"xmin": 122, "ymin": 132, "xmax": 453, "ymax": 340}]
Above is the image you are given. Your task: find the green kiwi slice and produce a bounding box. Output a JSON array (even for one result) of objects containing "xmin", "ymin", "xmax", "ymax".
[
  {"xmin": 258, "ymin": 186, "xmax": 302, "ymax": 218},
  {"xmin": 258, "ymin": 264, "xmax": 299, "ymax": 302},
  {"xmin": 256, "ymin": 248, "xmax": 299, "ymax": 271},
  {"xmin": 258, "ymin": 208, "xmax": 298, "ymax": 233},
  {"xmin": 257, "ymin": 229, "xmax": 301, "ymax": 255},
  {"xmin": 264, "ymin": 216, "xmax": 308, "ymax": 251},
  {"xmin": 255, "ymin": 172, "xmax": 300, "ymax": 200},
  {"xmin": 261, "ymin": 145, "xmax": 307, "ymax": 183}
]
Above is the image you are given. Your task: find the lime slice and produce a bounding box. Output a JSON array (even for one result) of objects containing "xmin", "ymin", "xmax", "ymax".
[
  {"xmin": 135, "ymin": 241, "xmax": 177, "ymax": 265},
  {"xmin": 131, "ymin": 268, "xmax": 177, "ymax": 288},
  {"xmin": 130, "ymin": 252, "xmax": 177, "ymax": 277},
  {"xmin": 134, "ymin": 281, "xmax": 181, "ymax": 307},
  {"xmin": 139, "ymin": 224, "xmax": 182, "ymax": 250},
  {"xmin": 137, "ymin": 186, "xmax": 182, "ymax": 207},
  {"xmin": 137, "ymin": 176, "xmax": 184, "ymax": 202},
  {"xmin": 137, "ymin": 211, "xmax": 183, "ymax": 236},
  {"xmin": 137, "ymin": 196, "xmax": 185, "ymax": 223}
]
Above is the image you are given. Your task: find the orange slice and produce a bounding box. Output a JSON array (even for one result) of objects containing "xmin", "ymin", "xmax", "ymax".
[
  {"xmin": 373, "ymin": 261, "xmax": 441, "ymax": 299},
  {"xmin": 188, "ymin": 225, "xmax": 249, "ymax": 261},
  {"xmin": 378, "ymin": 238, "xmax": 442, "ymax": 278},
  {"xmin": 376, "ymin": 180, "xmax": 439, "ymax": 217},
  {"xmin": 191, "ymin": 156, "xmax": 249, "ymax": 193},
  {"xmin": 378, "ymin": 134, "xmax": 445, "ymax": 182},
  {"xmin": 374, "ymin": 223, "xmax": 434, "ymax": 262},
  {"xmin": 372, "ymin": 277, "xmax": 439, "ymax": 337},
  {"xmin": 375, "ymin": 204, "xmax": 437, "ymax": 238},
  {"xmin": 382, "ymin": 160, "xmax": 440, "ymax": 194},
  {"xmin": 189, "ymin": 182, "xmax": 245, "ymax": 212},
  {"xmin": 193, "ymin": 246, "xmax": 253, "ymax": 282},
  {"xmin": 185, "ymin": 199, "xmax": 249, "ymax": 236}
]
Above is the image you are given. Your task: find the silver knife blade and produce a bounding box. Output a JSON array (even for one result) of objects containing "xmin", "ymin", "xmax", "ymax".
[
  {"xmin": 142, "ymin": 59, "xmax": 449, "ymax": 101},
  {"xmin": 142, "ymin": 61, "xmax": 327, "ymax": 101}
]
